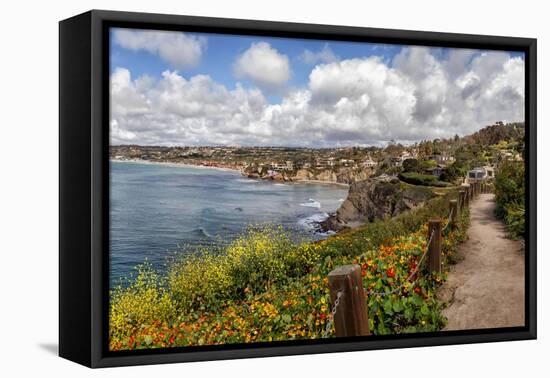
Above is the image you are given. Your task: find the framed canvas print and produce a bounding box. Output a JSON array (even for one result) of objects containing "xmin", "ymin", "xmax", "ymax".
[{"xmin": 59, "ymin": 10, "xmax": 536, "ymax": 368}]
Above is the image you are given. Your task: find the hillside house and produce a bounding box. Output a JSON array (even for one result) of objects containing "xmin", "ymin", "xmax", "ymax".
[
  {"xmin": 270, "ymin": 162, "xmax": 286, "ymax": 171},
  {"xmin": 361, "ymin": 158, "xmax": 378, "ymax": 168},
  {"xmin": 498, "ymin": 149, "xmax": 523, "ymax": 163},
  {"xmin": 390, "ymin": 156, "xmax": 403, "ymax": 167},
  {"xmin": 316, "ymin": 157, "xmax": 335, "ymax": 169},
  {"xmin": 429, "ymin": 153, "xmax": 455, "ymax": 165},
  {"xmin": 401, "ymin": 151, "xmax": 416, "ymax": 161},
  {"xmin": 390, "ymin": 151, "xmax": 417, "ymax": 167},
  {"xmin": 467, "ymin": 167, "xmax": 488, "ymax": 181},
  {"xmin": 339, "ymin": 158, "xmax": 355, "ymax": 167},
  {"xmin": 285, "ymin": 160, "xmax": 295, "ymax": 170},
  {"xmin": 483, "ymin": 165, "xmax": 495, "ymax": 179}
]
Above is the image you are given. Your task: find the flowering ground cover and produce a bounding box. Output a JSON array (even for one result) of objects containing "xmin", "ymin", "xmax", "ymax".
[{"xmin": 109, "ymin": 192, "xmax": 469, "ymax": 351}]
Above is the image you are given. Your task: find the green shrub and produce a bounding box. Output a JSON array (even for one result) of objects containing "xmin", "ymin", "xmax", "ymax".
[
  {"xmin": 505, "ymin": 202, "xmax": 525, "ymax": 239},
  {"xmin": 398, "ymin": 172, "xmax": 449, "ymax": 187},
  {"xmin": 494, "ymin": 161, "xmax": 525, "ymax": 238},
  {"xmin": 402, "ymin": 158, "xmax": 420, "ymax": 172},
  {"xmin": 418, "ymin": 159, "xmax": 437, "ymax": 170},
  {"xmin": 167, "ymin": 226, "xmax": 300, "ymax": 311},
  {"xmin": 439, "ymin": 162, "xmax": 466, "ymax": 183},
  {"xmin": 167, "ymin": 249, "xmax": 235, "ymax": 310},
  {"xmin": 225, "ymin": 227, "xmax": 296, "ymax": 293},
  {"xmin": 110, "ymin": 264, "xmax": 177, "ymax": 347}
]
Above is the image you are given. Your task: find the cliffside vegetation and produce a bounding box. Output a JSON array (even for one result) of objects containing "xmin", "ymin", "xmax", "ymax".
[
  {"xmin": 494, "ymin": 160, "xmax": 525, "ymax": 239},
  {"xmin": 109, "ymin": 191, "xmax": 469, "ymax": 350},
  {"xmin": 323, "ymin": 177, "xmax": 436, "ymax": 231},
  {"xmin": 398, "ymin": 172, "xmax": 450, "ymax": 187}
]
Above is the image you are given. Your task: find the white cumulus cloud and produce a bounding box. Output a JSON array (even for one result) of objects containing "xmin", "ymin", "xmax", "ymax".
[
  {"xmin": 299, "ymin": 44, "xmax": 339, "ymax": 65},
  {"xmin": 233, "ymin": 42, "xmax": 291, "ymax": 92},
  {"xmin": 110, "ymin": 46, "xmax": 524, "ymax": 147},
  {"xmin": 113, "ymin": 29, "xmax": 206, "ymax": 70}
]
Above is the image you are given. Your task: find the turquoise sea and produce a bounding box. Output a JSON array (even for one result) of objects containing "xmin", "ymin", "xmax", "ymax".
[{"xmin": 109, "ymin": 161, "xmax": 348, "ymax": 286}]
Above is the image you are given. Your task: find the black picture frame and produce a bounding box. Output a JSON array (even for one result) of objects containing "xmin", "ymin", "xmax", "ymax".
[{"xmin": 59, "ymin": 9, "xmax": 537, "ymax": 368}]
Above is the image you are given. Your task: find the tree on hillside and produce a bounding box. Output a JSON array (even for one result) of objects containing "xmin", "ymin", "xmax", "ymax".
[
  {"xmin": 402, "ymin": 158, "xmax": 420, "ymax": 172},
  {"xmin": 418, "ymin": 159, "xmax": 437, "ymax": 170},
  {"xmin": 418, "ymin": 140, "xmax": 434, "ymax": 157},
  {"xmin": 439, "ymin": 162, "xmax": 465, "ymax": 183},
  {"xmin": 384, "ymin": 141, "xmax": 404, "ymax": 156},
  {"xmin": 470, "ymin": 122, "xmax": 525, "ymax": 146}
]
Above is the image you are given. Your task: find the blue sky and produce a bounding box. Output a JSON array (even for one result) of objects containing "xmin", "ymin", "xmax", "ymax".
[
  {"xmin": 109, "ymin": 27, "xmax": 525, "ymax": 147},
  {"xmin": 110, "ymin": 30, "xmax": 407, "ymax": 103}
]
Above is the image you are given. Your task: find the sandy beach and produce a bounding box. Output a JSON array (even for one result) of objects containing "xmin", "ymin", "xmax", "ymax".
[
  {"xmin": 111, "ymin": 159, "xmax": 351, "ymax": 188},
  {"xmin": 110, "ymin": 158, "xmax": 243, "ymax": 174},
  {"xmin": 294, "ymin": 179, "xmax": 350, "ymax": 188}
]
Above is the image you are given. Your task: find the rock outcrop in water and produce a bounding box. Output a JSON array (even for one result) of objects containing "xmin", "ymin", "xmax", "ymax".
[{"xmin": 320, "ymin": 175, "xmax": 436, "ymax": 231}]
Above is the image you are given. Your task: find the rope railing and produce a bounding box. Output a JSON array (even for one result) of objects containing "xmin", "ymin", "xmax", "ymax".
[
  {"xmin": 323, "ymin": 227, "xmax": 438, "ymax": 337},
  {"xmin": 323, "ymin": 291, "xmax": 343, "ymax": 338},
  {"xmin": 441, "ymin": 206, "xmax": 454, "ymax": 233}
]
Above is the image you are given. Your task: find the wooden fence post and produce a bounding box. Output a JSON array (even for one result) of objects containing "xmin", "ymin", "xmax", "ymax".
[
  {"xmin": 450, "ymin": 200, "xmax": 458, "ymax": 228},
  {"xmin": 459, "ymin": 190, "xmax": 466, "ymax": 210},
  {"xmin": 463, "ymin": 184, "xmax": 470, "ymax": 205},
  {"xmin": 328, "ymin": 265, "xmax": 370, "ymax": 337},
  {"xmin": 426, "ymin": 219, "xmax": 442, "ymax": 274}
]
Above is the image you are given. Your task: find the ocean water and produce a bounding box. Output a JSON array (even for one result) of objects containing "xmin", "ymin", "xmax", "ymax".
[{"xmin": 110, "ymin": 161, "xmax": 348, "ymax": 286}]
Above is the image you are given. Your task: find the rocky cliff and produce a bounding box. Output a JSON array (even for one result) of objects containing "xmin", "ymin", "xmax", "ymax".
[
  {"xmin": 244, "ymin": 166, "xmax": 374, "ymax": 184},
  {"xmin": 321, "ymin": 175, "xmax": 435, "ymax": 231}
]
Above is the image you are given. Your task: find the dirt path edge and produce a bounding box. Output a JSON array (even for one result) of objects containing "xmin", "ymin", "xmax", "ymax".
[{"xmin": 437, "ymin": 193, "xmax": 525, "ymax": 330}]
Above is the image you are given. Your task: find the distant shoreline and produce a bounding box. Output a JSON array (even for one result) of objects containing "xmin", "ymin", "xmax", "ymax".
[
  {"xmin": 292, "ymin": 179, "xmax": 349, "ymax": 188},
  {"xmin": 111, "ymin": 158, "xmax": 350, "ymax": 188},
  {"xmin": 110, "ymin": 158, "xmax": 243, "ymax": 174}
]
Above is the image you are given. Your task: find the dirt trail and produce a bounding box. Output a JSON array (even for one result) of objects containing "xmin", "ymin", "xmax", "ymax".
[{"xmin": 438, "ymin": 193, "xmax": 524, "ymax": 330}]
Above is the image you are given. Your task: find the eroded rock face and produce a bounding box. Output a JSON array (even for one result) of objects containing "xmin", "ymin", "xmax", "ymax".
[
  {"xmin": 243, "ymin": 166, "xmax": 375, "ymax": 184},
  {"xmin": 315, "ymin": 170, "xmax": 338, "ymax": 182},
  {"xmin": 336, "ymin": 168, "xmax": 372, "ymax": 184},
  {"xmin": 294, "ymin": 169, "xmax": 313, "ymax": 180},
  {"xmin": 321, "ymin": 175, "xmax": 435, "ymax": 231}
]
